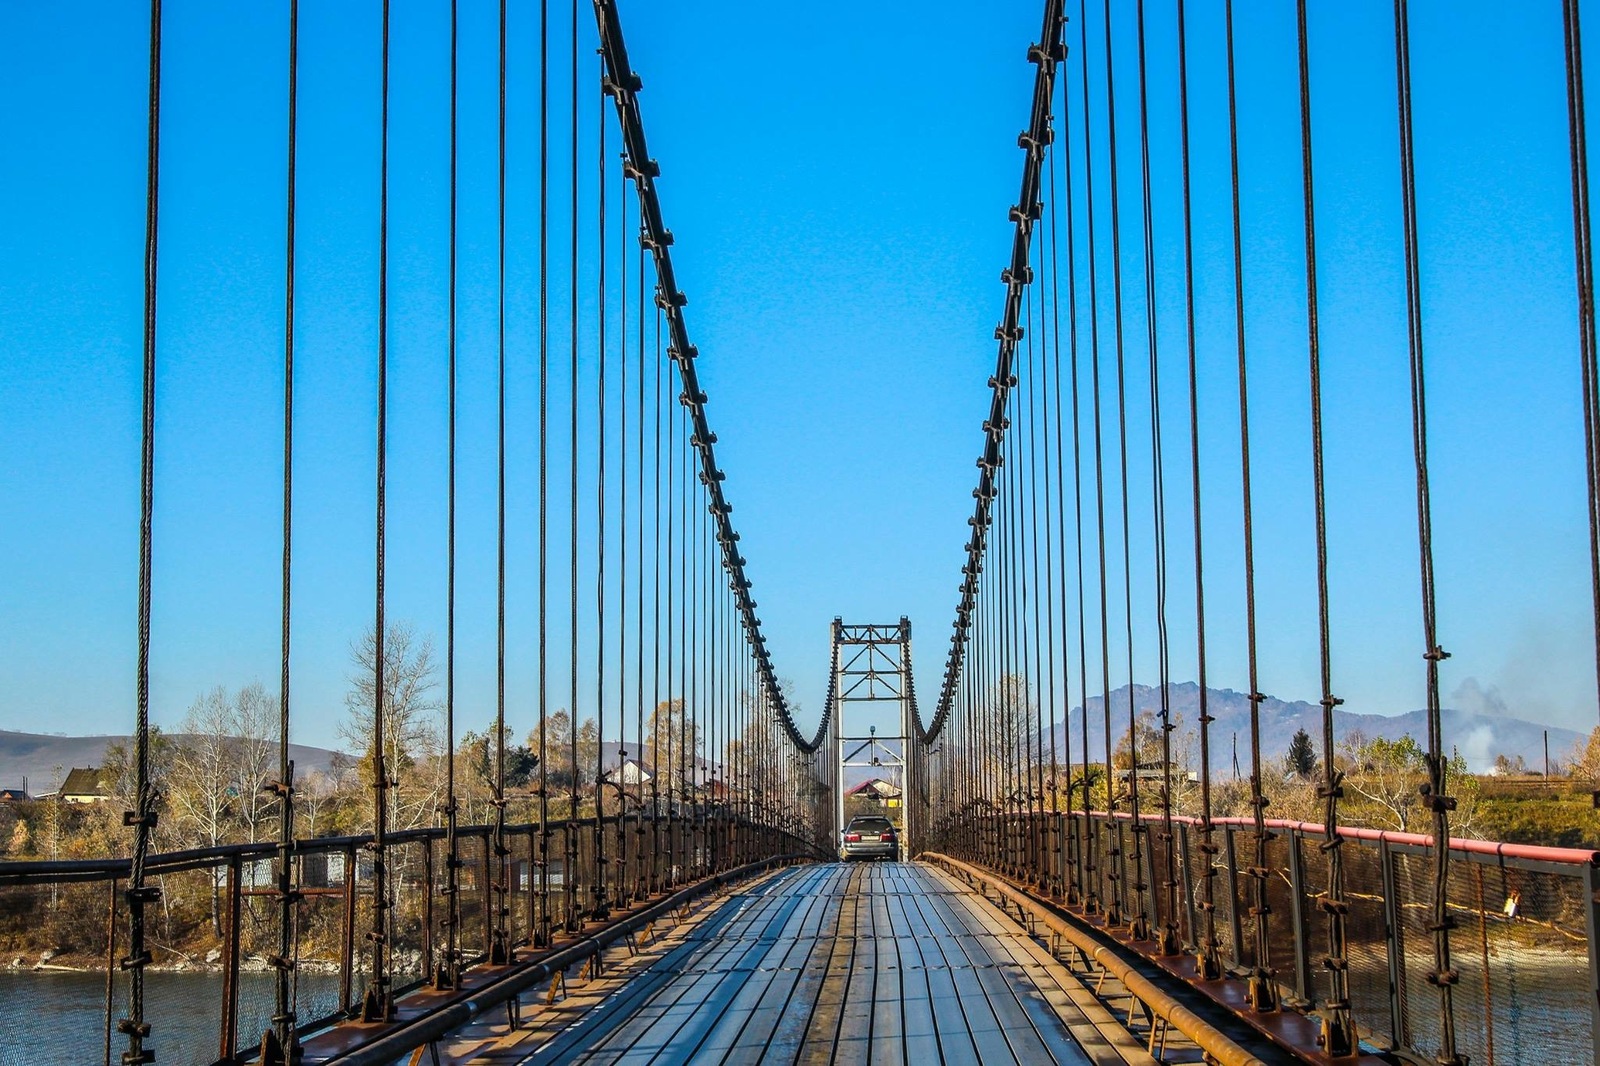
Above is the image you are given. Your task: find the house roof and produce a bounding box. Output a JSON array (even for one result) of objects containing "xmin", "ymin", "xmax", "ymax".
[
  {"xmin": 845, "ymin": 778, "xmax": 902, "ymax": 798},
  {"xmin": 602, "ymin": 758, "xmax": 655, "ymax": 786},
  {"xmin": 58, "ymin": 766, "xmax": 108, "ymax": 797}
]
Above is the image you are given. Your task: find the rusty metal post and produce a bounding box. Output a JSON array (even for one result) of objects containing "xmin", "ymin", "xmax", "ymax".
[
  {"xmin": 221, "ymin": 855, "xmax": 243, "ymax": 1060},
  {"xmin": 1285, "ymin": 828, "xmax": 1312, "ymax": 1007},
  {"xmin": 1223, "ymin": 826, "xmax": 1244, "ymax": 964},
  {"xmin": 101, "ymin": 870, "xmax": 116, "ymax": 1062},
  {"xmin": 422, "ymin": 836, "xmax": 435, "ymax": 980},
  {"xmin": 1178, "ymin": 823, "xmax": 1198, "ymax": 952},
  {"xmin": 1583, "ymin": 860, "xmax": 1600, "ymax": 1065},
  {"xmin": 1379, "ymin": 838, "xmax": 1408, "ymax": 1049},
  {"xmin": 480, "ymin": 829, "xmax": 493, "ymax": 960},
  {"xmin": 339, "ymin": 843, "xmax": 357, "ymax": 1013}
]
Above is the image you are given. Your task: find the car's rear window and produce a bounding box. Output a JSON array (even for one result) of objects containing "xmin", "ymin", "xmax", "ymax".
[{"xmin": 848, "ymin": 818, "xmax": 892, "ymax": 832}]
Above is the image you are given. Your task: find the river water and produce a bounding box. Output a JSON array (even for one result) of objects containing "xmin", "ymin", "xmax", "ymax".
[{"xmin": 0, "ymin": 971, "xmax": 342, "ymax": 1066}]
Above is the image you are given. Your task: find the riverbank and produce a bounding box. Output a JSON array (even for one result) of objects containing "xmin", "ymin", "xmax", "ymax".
[{"xmin": 4, "ymin": 950, "xmax": 346, "ymax": 975}]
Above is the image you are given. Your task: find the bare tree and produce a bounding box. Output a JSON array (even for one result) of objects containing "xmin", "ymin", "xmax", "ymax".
[
  {"xmin": 232, "ymin": 682, "xmax": 279, "ymax": 843},
  {"xmin": 168, "ymin": 687, "xmax": 238, "ymax": 934}
]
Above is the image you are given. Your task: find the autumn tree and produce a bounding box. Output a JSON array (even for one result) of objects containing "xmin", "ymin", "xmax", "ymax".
[
  {"xmin": 1340, "ymin": 731, "xmax": 1478, "ymax": 835},
  {"xmin": 530, "ymin": 709, "xmax": 573, "ymax": 791},
  {"xmin": 1568, "ymin": 726, "xmax": 1600, "ymax": 787},
  {"xmin": 646, "ymin": 699, "xmax": 700, "ymax": 800},
  {"xmin": 462, "ymin": 727, "xmax": 538, "ymax": 791}
]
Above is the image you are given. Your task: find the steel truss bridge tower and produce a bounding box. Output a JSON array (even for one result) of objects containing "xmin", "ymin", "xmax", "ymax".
[{"xmin": 830, "ymin": 619, "xmax": 917, "ymax": 857}]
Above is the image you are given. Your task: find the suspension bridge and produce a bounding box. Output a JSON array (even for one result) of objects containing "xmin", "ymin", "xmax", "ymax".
[{"xmin": 5, "ymin": 0, "xmax": 1600, "ymax": 1063}]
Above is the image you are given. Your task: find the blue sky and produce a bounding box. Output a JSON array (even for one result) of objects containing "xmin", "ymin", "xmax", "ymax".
[{"xmin": 2, "ymin": 0, "xmax": 1597, "ymax": 755}]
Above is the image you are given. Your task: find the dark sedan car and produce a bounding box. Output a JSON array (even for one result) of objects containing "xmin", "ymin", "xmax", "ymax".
[{"xmin": 840, "ymin": 816, "xmax": 898, "ymax": 861}]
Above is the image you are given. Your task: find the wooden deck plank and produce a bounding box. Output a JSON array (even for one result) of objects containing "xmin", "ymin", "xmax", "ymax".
[{"xmin": 414, "ymin": 861, "xmax": 1156, "ymax": 1064}]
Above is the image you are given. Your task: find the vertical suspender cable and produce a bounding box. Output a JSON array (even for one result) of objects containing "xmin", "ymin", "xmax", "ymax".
[
  {"xmin": 1234, "ymin": 1, "xmax": 1277, "ymax": 1015},
  {"xmin": 1195, "ymin": 0, "xmax": 1242, "ymax": 986},
  {"xmin": 535, "ymin": 0, "xmax": 552, "ymax": 950},
  {"xmin": 635, "ymin": 189, "xmax": 647, "ymax": 899},
  {"xmin": 1171, "ymin": 0, "xmax": 1201, "ymax": 966},
  {"xmin": 1131, "ymin": 0, "xmax": 1163, "ymax": 945},
  {"xmin": 594, "ymin": 58, "xmax": 610, "ymax": 922},
  {"xmin": 664, "ymin": 310, "xmax": 675, "ymax": 882},
  {"xmin": 565, "ymin": 0, "xmax": 581, "ymax": 934},
  {"xmin": 362, "ymin": 0, "xmax": 394, "ymax": 1025},
  {"xmin": 1101, "ymin": 0, "xmax": 1136, "ymax": 933},
  {"xmin": 679, "ymin": 400, "xmax": 689, "ymax": 880},
  {"xmin": 491, "ymin": 0, "xmax": 510, "ymax": 968},
  {"xmin": 1139, "ymin": 0, "xmax": 1177, "ymax": 953},
  {"xmin": 1060, "ymin": 28, "xmax": 1093, "ymax": 907},
  {"xmin": 265, "ymin": 0, "xmax": 304, "ymax": 1057},
  {"xmin": 1040, "ymin": 140, "xmax": 1063, "ymax": 895},
  {"xmin": 1047, "ymin": 87, "xmax": 1078, "ymax": 905},
  {"xmin": 1078, "ymin": 0, "xmax": 1107, "ymax": 918},
  {"xmin": 652, "ymin": 304, "xmax": 662, "ymax": 889},
  {"xmin": 436, "ymin": 0, "xmax": 462, "ymax": 994},
  {"xmin": 1394, "ymin": 2, "xmax": 1459, "ymax": 1059},
  {"xmin": 1563, "ymin": 0, "xmax": 1600, "ymax": 730},
  {"xmin": 617, "ymin": 113, "xmax": 630, "ymax": 904},
  {"xmin": 1296, "ymin": 0, "xmax": 1351, "ymax": 1034},
  {"xmin": 126, "ymin": 2, "xmax": 163, "ymax": 1061},
  {"xmin": 687, "ymin": 407, "xmax": 698, "ymax": 870},
  {"xmin": 1026, "ymin": 279, "xmax": 1046, "ymax": 885}
]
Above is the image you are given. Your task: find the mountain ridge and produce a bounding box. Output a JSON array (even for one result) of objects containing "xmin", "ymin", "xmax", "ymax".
[
  {"xmin": 0, "ymin": 730, "xmax": 345, "ymax": 794},
  {"xmin": 1040, "ymin": 682, "xmax": 1581, "ymax": 774}
]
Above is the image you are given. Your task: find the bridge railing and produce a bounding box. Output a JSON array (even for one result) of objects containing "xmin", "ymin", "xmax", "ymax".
[
  {"xmin": 1, "ymin": 810, "xmax": 809, "ymax": 1064},
  {"xmin": 936, "ymin": 810, "xmax": 1600, "ymax": 1064}
]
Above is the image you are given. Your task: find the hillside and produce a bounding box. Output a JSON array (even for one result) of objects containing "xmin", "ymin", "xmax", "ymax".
[
  {"xmin": 0, "ymin": 730, "xmax": 346, "ymax": 795},
  {"xmin": 1039, "ymin": 682, "xmax": 1582, "ymax": 774}
]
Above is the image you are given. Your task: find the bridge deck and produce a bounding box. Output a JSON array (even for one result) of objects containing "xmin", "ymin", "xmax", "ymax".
[{"xmin": 434, "ymin": 861, "xmax": 1161, "ymax": 1065}]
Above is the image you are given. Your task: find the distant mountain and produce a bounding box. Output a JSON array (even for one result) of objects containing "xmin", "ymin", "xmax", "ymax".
[
  {"xmin": 1039, "ymin": 682, "xmax": 1582, "ymax": 774},
  {"xmin": 0, "ymin": 730, "xmax": 347, "ymax": 795}
]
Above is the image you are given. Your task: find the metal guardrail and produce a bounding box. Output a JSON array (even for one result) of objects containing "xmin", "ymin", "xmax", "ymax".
[
  {"xmin": 0, "ymin": 811, "xmax": 813, "ymax": 1065},
  {"xmin": 930, "ymin": 810, "xmax": 1600, "ymax": 1064}
]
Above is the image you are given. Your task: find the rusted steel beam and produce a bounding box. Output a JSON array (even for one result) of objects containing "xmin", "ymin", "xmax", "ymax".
[{"xmin": 923, "ymin": 851, "xmax": 1273, "ymax": 1066}]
